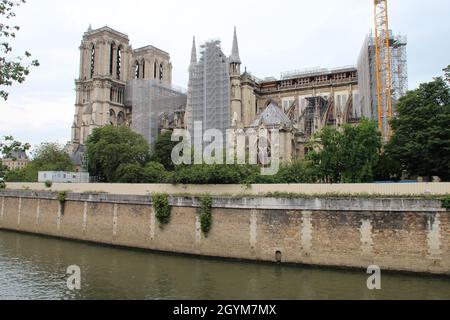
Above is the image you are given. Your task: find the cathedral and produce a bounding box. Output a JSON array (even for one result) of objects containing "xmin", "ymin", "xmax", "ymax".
[{"xmin": 69, "ymin": 25, "xmax": 407, "ymax": 170}]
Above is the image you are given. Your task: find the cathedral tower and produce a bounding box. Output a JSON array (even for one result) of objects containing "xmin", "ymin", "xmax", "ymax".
[{"xmin": 72, "ymin": 26, "xmax": 132, "ymax": 148}]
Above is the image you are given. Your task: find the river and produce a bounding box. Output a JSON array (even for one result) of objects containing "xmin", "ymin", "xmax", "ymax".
[{"xmin": 0, "ymin": 230, "xmax": 448, "ymax": 300}]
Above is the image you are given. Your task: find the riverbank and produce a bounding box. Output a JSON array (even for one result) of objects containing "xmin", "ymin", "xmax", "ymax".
[{"xmin": 0, "ymin": 189, "xmax": 449, "ymax": 276}]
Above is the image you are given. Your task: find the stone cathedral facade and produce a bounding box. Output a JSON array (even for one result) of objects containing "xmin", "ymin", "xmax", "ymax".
[
  {"xmin": 69, "ymin": 25, "xmax": 371, "ymax": 170},
  {"xmin": 70, "ymin": 26, "xmax": 173, "ymax": 152}
]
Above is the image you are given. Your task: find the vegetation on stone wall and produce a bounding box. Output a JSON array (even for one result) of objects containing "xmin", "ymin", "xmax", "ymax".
[
  {"xmin": 0, "ymin": 180, "xmax": 6, "ymax": 189},
  {"xmin": 57, "ymin": 191, "xmax": 67, "ymax": 215},
  {"xmin": 44, "ymin": 180, "xmax": 52, "ymax": 188},
  {"xmin": 153, "ymin": 193, "xmax": 171, "ymax": 226},
  {"xmin": 199, "ymin": 194, "xmax": 213, "ymax": 236},
  {"xmin": 442, "ymin": 196, "xmax": 450, "ymax": 210}
]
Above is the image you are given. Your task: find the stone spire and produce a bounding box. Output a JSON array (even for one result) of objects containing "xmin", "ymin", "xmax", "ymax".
[
  {"xmin": 190, "ymin": 36, "xmax": 197, "ymax": 65},
  {"xmin": 87, "ymin": 24, "xmax": 92, "ymax": 32},
  {"xmin": 230, "ymin": 26, "xmax": 241, "ymax": 64}
]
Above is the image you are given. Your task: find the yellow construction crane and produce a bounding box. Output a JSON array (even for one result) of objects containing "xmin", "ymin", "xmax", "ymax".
[{"xmin": 373, "ymin": 0, "xmax": 393, "ymax": 141}]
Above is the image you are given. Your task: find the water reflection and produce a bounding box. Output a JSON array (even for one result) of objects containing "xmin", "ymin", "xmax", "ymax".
[{"xmin": 0, "ymin": 230, "xmax": 449, "ymax": 300}]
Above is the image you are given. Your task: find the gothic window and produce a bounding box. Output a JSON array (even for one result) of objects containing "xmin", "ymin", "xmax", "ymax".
[
  {"xmin": 116, "ymin": 46, "xmax": 122, "ymax": 80},
  {"xmin": 109, "ymin": 109, "xmax": 116, "ymax": 126},
  {"xmin": 159, "ymin": 63, "xmax": 164, "ymax": 80},
  {"xmin": 135, "ymin": 61, "xmax": 140, "ymax": 79},
  {"xmin": 117, "ymin": 112, "xmax": 125, "ymax": 126},
  {"xmin": 109, "ymin": 44, "xmax": 115, "ymax": 75},
  {"xmin": 90, "ymin": 44, "xmax": 95, "ymax": 78}
]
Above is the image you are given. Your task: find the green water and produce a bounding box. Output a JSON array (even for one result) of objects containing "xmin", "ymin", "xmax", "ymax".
[{"xmin": 0, "ymin": 230, "xmax": 448, "ymax": 300}]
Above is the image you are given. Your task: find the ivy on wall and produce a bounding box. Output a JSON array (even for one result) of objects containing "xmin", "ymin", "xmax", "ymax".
[
  {"xmin": 153, "ymin": 193, "xmax": 171, "ymax": 226},
  {"xmin": 57, "ymin": 191, "xmax": 67, "ymax": 215},
  {"xmin": 442, "ymin": 196, "xmax": 450, "ymax": 210},
  {"xmin": 200, "ymin": 194, "xmax": 213, "ymax": 236}
]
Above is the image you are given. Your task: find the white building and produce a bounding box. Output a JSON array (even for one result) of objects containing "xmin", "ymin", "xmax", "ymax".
[{"xmin": 38, "ymin": 171, "xmax": 90, "ymax": 183}]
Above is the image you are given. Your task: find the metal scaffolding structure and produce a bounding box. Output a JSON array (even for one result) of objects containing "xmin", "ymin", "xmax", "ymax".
[
  {"xmin": 357, "ymin": 31, "xmax": 408, "ymax": 128},
  {"xmin": 187, "ymin": 40, "xmax": 230, "ymax": 136},
  {"xmin": 126, "ymin": 79, "xmax": 187, "ymax": 150}
]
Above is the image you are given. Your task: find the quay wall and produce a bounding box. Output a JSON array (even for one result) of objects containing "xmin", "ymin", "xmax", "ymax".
[{"xmin": 0, "ymin": 189, "xmax": 449, "ymax": 275}]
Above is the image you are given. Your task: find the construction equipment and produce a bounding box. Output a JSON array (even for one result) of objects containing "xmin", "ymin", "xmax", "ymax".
[{"xmin": 373, "ymin": 0, "xmax": 393, "ymax": 141}]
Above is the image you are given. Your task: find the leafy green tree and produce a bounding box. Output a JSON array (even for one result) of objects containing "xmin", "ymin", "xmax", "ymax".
[
  {"xmin": 116, "ymin": 162, "xmax": 167, "ymax": 183},
  {"xmin": 0, "ymin": 0, "xmax": 39, "ymax": 100},
  {"xmin": 444, "ymin": 65, "xmax": 450, "ymax": 83},
  {"xmin": 274, "ymin": 160, "xmax": 318, "ymax": 183},
  {"xmin": 152, "ymin": 131, "xmax": 178, "ymax": 170},
  {"xmin": 86, "ymin": 126, "xmax": 150, "ymax": 182},
  {"xmin": 31, "ymin": 142, "xmax": 74, "ymax": 171},
  {"xmin": 387, "ymin": 74, "xmax": 450, "ymax": 181},
  {"xmin": 307, "ymin": 120, "xmax": 382, "ymax": 183}
]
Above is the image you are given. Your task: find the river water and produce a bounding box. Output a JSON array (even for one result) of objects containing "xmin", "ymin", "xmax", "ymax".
[{"xmin": 0, "ymin": 230, "xmax": 448, "ymax": 300}]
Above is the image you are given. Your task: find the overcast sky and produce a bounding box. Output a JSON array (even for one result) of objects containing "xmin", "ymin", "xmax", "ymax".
[{"xmin": 1, "ymin": 0, "xmax": 449, "ymax": 148}]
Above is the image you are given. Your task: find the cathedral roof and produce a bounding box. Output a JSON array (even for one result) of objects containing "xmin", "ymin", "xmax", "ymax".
[{"xmin": 250, "ymin": 102, "xmax": 293, "ymax": 128}]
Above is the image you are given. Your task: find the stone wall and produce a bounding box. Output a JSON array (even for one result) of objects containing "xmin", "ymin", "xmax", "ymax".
[{"xmin": 0, "ymin": 190, "xmax": 448, "ymax": 275}]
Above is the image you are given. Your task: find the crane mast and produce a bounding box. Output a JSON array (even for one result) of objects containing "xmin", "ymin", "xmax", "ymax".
[{"xmin": 373, "ymin": 0, "xmax": 393, "ymax": 141}]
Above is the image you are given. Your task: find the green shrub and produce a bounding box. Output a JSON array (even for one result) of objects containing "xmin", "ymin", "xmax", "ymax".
[
  {"xmin": 442, "ymin": 196, "xmax": 450, "ymax": 210},
  {"xmin": 153, "ymin": 193, "xmax": 171, "ymax": 226},
  {"xmin": 44, "ymin": 180, "xmax": 53, "ymax": 188},
  {"xmin": 200, "ymin": 194, "xmax": 213, "ymax": 236},
  {"xmin": 57, "ymin": 191, "xmax": 67, "ymax": 203},
  {"xmin": 0, "ymin": 180, "xmax": 6, "ymax": 189}
]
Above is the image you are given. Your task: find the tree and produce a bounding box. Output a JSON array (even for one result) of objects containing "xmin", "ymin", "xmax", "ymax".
[
  {"xmin": 307, "ymin": 120, "xmax": 382, "ymax": 183},
  {"xmin": 116, "ymin": 162, "xmax": 167, "ymax": 183},
  {"xmin": 86, "ymin": 126, "xmax": 150, "ymax": 182},
  {"xmin": 0, "ymin": 135, "xmax": 30, "ymax": 158},
  {"xmin": 387, "ymin": 74, "xmax": 450, "ymax": 181},
  {"xmin": 152, "ymin": 131, "xmax": 178, "ymax": 170},
  {"xmin": 5, "ymin": 142, "xmax": 74, "ymax": 182},
  {"xmin": 274, "ymin": 160, "xmax": 318, "ymax": 184},
  {"xmin": 444, "ymin": 65, "xmax": 450, "ymax": 83},
  {"xmin": 0, "ymin": 0, "xmax": 39, "ymax": 100}
]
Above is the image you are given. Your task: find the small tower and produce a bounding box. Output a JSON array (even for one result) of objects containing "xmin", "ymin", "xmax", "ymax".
[{"xmin": 230, "ymin": 27, "xmax": 242, "ymax": 127}]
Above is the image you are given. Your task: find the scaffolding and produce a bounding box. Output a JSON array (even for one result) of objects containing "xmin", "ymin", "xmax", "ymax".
[
  {"xmin": 187, "ymin": 40, "xmax": 230, "ymax": 136},
  {"xmin": 357, "ymin": 32, "xmax": 408, "ymax": 127},
  {"xmin": 126, "ymin": 79, "xmax": 187, "ymax": 150}
]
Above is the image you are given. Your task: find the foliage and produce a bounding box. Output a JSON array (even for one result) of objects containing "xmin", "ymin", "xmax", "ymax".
[
  {"xmin": 153, "ymin": 193, "xmax": 171, "ymax": 226},
  {"xmin": 274, "ymin": 160, "xmax": 318, "ymax": 184},
  {"xmin": 0, "ymin": 163, "xmax": 7, "ymax": 177},
  {"xmin": 442, "ymin": 196, "xmax": 450, "ymax": 210},
  {"xmin": 152, "ymin": 131, "xmax": 178, "ymax": 171},
  {"xmin": 5, "ymin": 142, "xmax": 74, "ymax": 182},
  {"xmin": 0, "ymin": 180, "xmax": 5, "ymax": 189},
  {"xmin": 57, "ymin": 191, "xmax": 67, "ymax": 203},
  {"xmin": 386, "ymin": 74, "xmax": 450, "ymax": 181},
  {"xmin": 0, "ymin": 135, "xmax": 30, "ymax": 158},
  {"xmin": 44, "ymin": 180, "xmax": 52, "ymax": 188},
  {"xmin": 444, "ymin": 65, "xmax": 450, "ymax": 83},
  {"xmin": 200, "ymin": 194, "xmax": 213, "ymax": 236},
  {"xmin": 116, "ymin": 162, "xmax": 168, "ymax": 183},
  {"xmin": 0, "ymin": 0, "xmax": 39, "ymax": 100},
  {"xmin": 307, "ymin": 119, "xmax": 382, "ymax": 183},
  {"xmin": 86, "ymin": 126, "xmax": 150, "ymax": 182}
]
